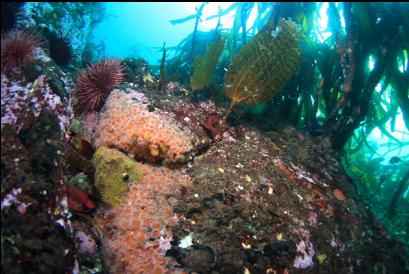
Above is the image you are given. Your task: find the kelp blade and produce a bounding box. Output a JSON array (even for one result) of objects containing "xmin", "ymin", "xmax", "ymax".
[
  {"xmin": 190, "ymin": 35, "xmax": 225, "ymax": 91},
  {"xmin": 224, "ymin": 18, "xmax": 303, "ymax": 105}
]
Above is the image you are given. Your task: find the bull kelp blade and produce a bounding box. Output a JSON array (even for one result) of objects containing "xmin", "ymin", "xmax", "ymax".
[
  {"xmin": 224, "ymin": 18, "xmax": 303, "ymax": 105},
  {"xmin": 190, "ymin": 35, "xmax": 225, "ymax": 91}
]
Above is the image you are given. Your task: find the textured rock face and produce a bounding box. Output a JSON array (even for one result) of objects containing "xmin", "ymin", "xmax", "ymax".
[
  {"xmin": 94, "ymin": 90, "xmax": 195, "ymax": 164},
  {"xmin": 168, "ymin": 126, "xmax": 409, "ymax": 274},
  {"xmin": 1, "ymin": 71, "xmax": 75, "ymax": 273},
  {"xmin": 93, "ymin": 146, "xmax": 143, "ymax": 207}
]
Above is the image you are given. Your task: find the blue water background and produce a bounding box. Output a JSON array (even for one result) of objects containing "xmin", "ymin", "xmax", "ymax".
[{"xmin": 93, "ymin": 2, "xmax": 209, "ymax": 64}]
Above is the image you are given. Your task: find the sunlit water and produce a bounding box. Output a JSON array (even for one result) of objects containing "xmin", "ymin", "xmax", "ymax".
[{"xmin": 93, "ymin": 2, "xmax": 409, "ymax": 166}]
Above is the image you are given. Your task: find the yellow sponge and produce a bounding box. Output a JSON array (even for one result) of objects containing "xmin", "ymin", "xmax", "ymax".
[{"xmin": 93, "ymin": 146, "xmax": 143, "ymax": 207}]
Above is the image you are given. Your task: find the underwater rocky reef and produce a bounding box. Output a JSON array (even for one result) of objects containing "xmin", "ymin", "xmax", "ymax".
[{"xmin": 1, "ymin": 2, "xmax": 408, "ymax": 274}]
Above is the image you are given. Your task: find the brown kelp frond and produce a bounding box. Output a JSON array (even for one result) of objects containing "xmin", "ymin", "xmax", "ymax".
[
  {"xmin": 224, "ymin": 19, "xmax": 303, "ymax": 107},
  {"xmin": 190, "ymin": 34, "xmax": 225, "ymax": 91}
]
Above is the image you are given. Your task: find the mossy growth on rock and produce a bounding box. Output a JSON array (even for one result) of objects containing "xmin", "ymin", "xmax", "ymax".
[{"xmin": 93, "ymin": 146, "xmax": 143, "ymax": 207}]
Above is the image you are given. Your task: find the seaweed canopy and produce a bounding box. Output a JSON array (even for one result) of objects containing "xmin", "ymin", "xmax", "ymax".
[
  {"xmin": 190, "ymin": 34, "xmax": 225, "ymax": 91},
  {"xmin": 223, "ymin": 18, "xmax": 303, "ymax": 120}
]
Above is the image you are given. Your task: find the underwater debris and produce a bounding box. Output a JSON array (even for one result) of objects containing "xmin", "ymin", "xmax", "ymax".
[
  {"xmin": 75, "ymin": 59, "xmax": 124, "ymax": 113},
  {"xmin": 1, "ymin": 30, "xmax": 43, "ymax": 75}
]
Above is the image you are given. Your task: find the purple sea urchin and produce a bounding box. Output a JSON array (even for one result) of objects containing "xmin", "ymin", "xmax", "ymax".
[
  {"xmin": 1, "ymin": 30, "xmax": 43, "ymax": 74},
  {"xmin": 47, "ymin": 32, "xmax": 73, "ymax": 67},
  {"xmin": 75, "ymin": 59, "xmax": 124, "ymax": 113}
]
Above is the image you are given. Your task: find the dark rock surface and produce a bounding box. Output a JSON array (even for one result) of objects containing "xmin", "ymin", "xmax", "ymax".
[{"xmin": 169, "ymin": 125, "xmax": 408, "ymax": 274}]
